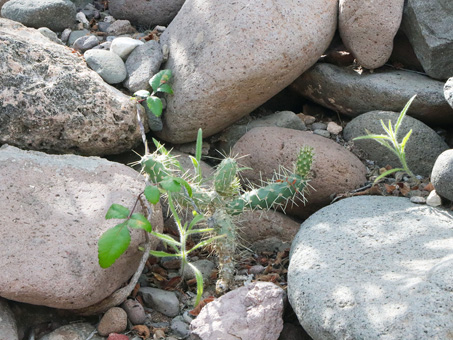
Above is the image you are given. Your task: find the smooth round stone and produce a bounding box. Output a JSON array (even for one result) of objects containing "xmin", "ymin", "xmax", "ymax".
[
  {"xmin": 110, "ymin": 36, "xmax": 143, "ymax": 60},
  {"xmin": 84, "ymin": 49, "xmax": 127, "ymax": 84}
]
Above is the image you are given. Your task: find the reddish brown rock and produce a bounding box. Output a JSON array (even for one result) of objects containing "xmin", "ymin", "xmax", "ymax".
[{"xmin": 232, "ymin": 127, "xmax": 367, "ymax": 219}]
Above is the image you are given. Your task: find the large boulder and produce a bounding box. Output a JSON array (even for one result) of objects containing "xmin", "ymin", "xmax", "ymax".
[
  {"xmin": 288, "ymin": 196, "xmax": 453, "ymax": 340},
  {"xmin": 401, "ymin": 0, "xmax": 453, "ymax": 80},
  {"xmin": 431, "ymin": 149, "xmax": 453, "ymax": 202},
  {"xmin": 343, "ymin": 111, "xmax": 448, "ymax": 177},
  {"xmin": 232, "ymin": 127, "xmax": 367, "ymax": 219},
  {"xmin": 155, "ymin": 0, "xmax": 338, "ymax": 143},
  {"xmin": 0, "ymin": 19, "xmax": 147, "ymax": 156},
  {"xmin": 1, "ymin": 0, "xmax": 76, "ymax": 32},
  {"xmin": 290, "ymin": 63, "xmax": 453, "ymax": 125},
  {"xmin": 108, "ymin": 0, "xmax": 185, "ymax": 28},
  {"xmin": 0, "ymin": 145, "xmax": 163, "ymax": 309},
  {"xmin": 339, "ymin": 0, "xmax": 404, "ymax": 69}
]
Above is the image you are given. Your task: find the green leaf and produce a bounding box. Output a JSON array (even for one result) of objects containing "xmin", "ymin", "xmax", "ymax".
[
  {"xmin": 105, "ymin": 204, "xmax": 130, "ymax": 220},
  {"xmin": 188, "ymin": 213, "xmax": 205, "ymax": 231},
  {"xmin": 160, "ymin": 177, "xmax": 182, "ymax": 192},
  {"xmin": 187, "ymin": 235, "xmax": 226, "ymax": 254},
  {"xmin": 98, "ymin": 222, "xmax": 131, "ymax": 268},
  {"xmin": 401, "ymin": 129, "xmax": 413, "ymax": 153},
  {"xmin": 146, "ymin": 96, "xmax": 163, "ymax": 118},
  {"xmin": 149, "ymin": 231, "xmax": 182, "ymax": 247},
  {"xmin": 144, "ymin": 185, "xmax": 160, "ymax": 204},
  {"xmin": 150, "ymin": 69, "xmax": 172, "ymax": 92},
  {"xmin": 186, "ymin": 227, "xmax": 214, "ymax": 236},
  {"xmin": 173, "ymin": 177, "xmax": 193, "ymax": 197},
  {"xmin": 353, "ymin": 134, "xmax": 391, "ymax": 141},
  {"xmin": 156, "ymin": 83, "xmax": 173, "ymax": 94},
  {"xmin": 187, "ymin": 262, "xmax": 204, "ymax": 307},
  {"xmin": 133, "ymin": 90, "xmax": 150, "ymax": 98},
  {"xmin": 149, "ymin": 250, "xmax": 181, "ymax": 258},
  {"xmin": 395, "ymin": 95, "xmax": 416, "ymax": 133},
  {"xmin": 374, "ymin": 168, "xmax": 404, "ymax": 183},
  {"xmin": 128, "ymin": 213, "xmax": 152, "ymax": 232}
]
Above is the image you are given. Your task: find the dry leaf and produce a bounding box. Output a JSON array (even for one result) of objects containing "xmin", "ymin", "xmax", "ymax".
[
  {"xmin": 424, "ymin": 182, "xmax": 434, "ymax": 192},
  {"xmin": 132, "ymin": 325, "xmax": 151, "ymax": 339},
  {"xmin": 153, "ymin": 328, "xmax": 166, "ymax": 340},
  {"xmin": 131, "ymin": 283, "xmax": 140, "ymax": 299},
  {"xmin": 152, "ymin": 272, "xmax": 166, "ymax": 282},
  {"xmin": 162, "ymin": 276, "xmax": 181, "ymax": 290},
  {"xmin": 189, "ymin": 296, "xmax": 215, "ymax": 316}
]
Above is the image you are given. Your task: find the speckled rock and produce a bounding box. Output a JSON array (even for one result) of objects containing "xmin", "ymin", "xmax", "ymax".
[
  {"xmin": 1, "ymin": 0, "xmax": 76, "ymax": 31},
  {"xmin": 431, "ymin": 149, "xmax": 453, "ymax": 201},
  {"xmin": 97, "ymin": 307, "xmax": 128, "ymax": 336},
  {"xmin": 155, "ymin": 0, "xmax": 338, "ymax": 143},
  {"xmin": 40, "ymin": 323, "xmax": 104, "ymax": 340},
  {"xmin": 0, "ymin": 19, "xmax": 147, "ymax": 156},
  {"xmin": 105, "ymin": 19, "xmax": 136, "ymax": 36},
  {"xmin": 190, "ymin": 282, "xmax": 285, "ymax": 340},
  {"xmin": 232, "ymin": 127, "xmax": 367, "ymax": 219},
  {"xmin": 343, "ymin": 111, "xmax": 448, "ymax": 177},
  {"xmin": 339, "ymin": 0, "xmax": 404, "ymax": 69},
  {"xmin": 288, "ymin": 196, "xmax": 453, "ymax": 340},
  {"xmin": 84, "ymin": 49, "xmax": 127, "ymax": 84},
  {"xmin": 0, "ymin": 145, "xmax": 163, "ymax": 309},
  {"xmin": 290, "ymin": 63, "xmax": 453, "ymax": 125}
]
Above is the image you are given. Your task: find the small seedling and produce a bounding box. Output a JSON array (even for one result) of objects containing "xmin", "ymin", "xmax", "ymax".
[{"xmin": 353, "ymin": 95, "xmax": 417, "ymax": 183}]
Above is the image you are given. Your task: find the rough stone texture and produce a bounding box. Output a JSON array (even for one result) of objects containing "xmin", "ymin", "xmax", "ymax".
[
  {"xmin": 232, "ymin": 127, "xmax": 367, "ymax": 219},
  {"xmin": 84, "ymin": 49, "xmax": 127, "ymax": 84},
  {"xmin": 73, "ymin": 35, "xmax": 99, "ymax": 52},
  {"xmin": 343, "ymin": 111, "xmax": 448, "ymax": 177},
  {"xmin": 40, "ymin": 323, "xmax": 104, "ymax": 340},
  {"xmin": 108, "ymin": 0, "xmax": 185, "ymax": 28},
  {"xmin": 190, "ymin": 282, "xmax": 285, "ymax": 340},
  {"xmin": 0, "ymin": 0, "xmax": 9, "ymax": 14},
  {"xmin": 124, "ymin": 40, "xmax": 164, "ymax": 93},
  {"xmin": 0, "ymin": 19, "xmax": 147, "ymax": 156},
  {"xmin": 290, "ymin": 63, "xmax": 453, "ymax": 125},
  {"xmin": 339, "ymin": 0, "xmax": 404, "ymax": 69},
  {"xmin": 216, "ymin": 111, "xmax": 307, "ymax": 155},
  {"xmin": 0, "ymin": 145, "xmax": 164, "ymax": 309},
  {"xmin": 238, "ymin": 210, "xmax": 301, "ymax": 253},
  {"xmin": 139, "ymin": 287, "xmax": 180, "ymax": 317},
  {"xmin": 97, "ymin": 307, "xmax": 128, "ymax": 336},
  {"xmin": 1, "ymin": 0, "xmax": 75, "ymax": 31},
  {"xmin": 38, "ymin": 27, "xmax": 63, "ymax": 44},
  {"xmin": 0, "ymin": 298, "xmax": 18, "ymax": 340},
  {"xmin": 431, "ymin": 149, "xmax": 453, "ymax": 201},
  {"xmin": 445, "ymin": 77, "xmax": 453, "ymax": 109},
  {"xmin": 401, "ymin": 0, "xmax": 453, "ymax": 80},
  {"xmin": 105, "ymin": 19, "xmax": 136, "ymax": 36},
  {"xmin": 389, "ymin": 30, "xmax": 424, "ymax": 72},
  {"xmin": 288, "ymin": 196, "xmax": 453, "ymax": 340},
  {"xmin": 155, "ymin": 0, "xmax": 338, "ymax": 143}
]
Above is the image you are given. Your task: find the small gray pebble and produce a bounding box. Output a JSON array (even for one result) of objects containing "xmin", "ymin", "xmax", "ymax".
[
  {"xmin": 410, "ymin": 196, "xmax": 426, "ymax": 204},
  {"xmin": 313, "ymin": 129, "xmax": 331, "ymax": 138},
  {"xmin": 312, "ymin": 122, "xmax": 327, "ymax": 130}
]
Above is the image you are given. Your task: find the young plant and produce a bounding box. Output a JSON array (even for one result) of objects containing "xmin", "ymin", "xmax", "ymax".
[
  {"xmin": 353, "ymin": 95, "xmax": 417, "ymax": 183},
  {"xmin": 132, "ymin": 69, "xmax": 173, "ymax": 118}
]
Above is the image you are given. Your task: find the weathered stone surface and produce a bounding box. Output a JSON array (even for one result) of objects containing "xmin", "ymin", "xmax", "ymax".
[
  {"xmin": 139, "ymin": 287, "xmax": 180, "ymax": 317},
  {"xmin": 344, "ymin": 111, "xmax": 448, "ymax": 177},
  {"xmin": 339, "ymin": 0, "xmax": 404, "ymax": 69},
  {"xmin": 401, "ymin": 0, "xmax": 453, "ymax": 80},
  {"xmin": 288, "ymin": 196, "xmax": 453, "ymax": 340},
  {"xmin": 0, "ymin": 298, "xmax": 18, "ymax": 340},
  {"xmin": 0, "ymin": 19, "xmax": 146, "ymax": 155},
  {"xmin": 155, "ymin": 0, "xmax": 338, "ymax": 143},
  {"xmin": 84, "ymin": 49, "xmax": 127, "ymax": 84},
  {"xmin": 290, "ymin": 63, "xmax": 453, "ymax": 125},
  {"xmin": 191, "ymin": 282, "xmax": 285, "ymax": 340},
  {"xmin": 97, "ymin": 307, "xmax": 128, "ymax": 336},
  {"xmin": 0, "ymin": 0, "xmax": 9, "ymax": 14},
  {"xmin": 232, "ymin": 127, "xmax": 367, "ymax": 219},
  {"xmin": 1, "ymin": 0, "xmax": 76, "ymax": 32},
  {"xmin": 0, "ymin": 145, "xmax": 163, "ymax": 309},
  {"xmin": 108, "ymin": 0, "xmax": 185, "ymax": 28},
  {"xmin": 445, "ymin": 77, "xmax": 453, "ymax": 109},
  {"xmin": 40, "ymin": 323, "xmax": 104, "ymax": 340},
  {"xmin": 431, "ymin": 149, "xmax": 453, "ymax": 201}
]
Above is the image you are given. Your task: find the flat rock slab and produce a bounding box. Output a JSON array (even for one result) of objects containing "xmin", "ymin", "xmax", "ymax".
[
  {"xmin": 0, "ymin": 145, "xmax": 163, "ymax": 309},
  {"xmin": 290, "ymin": 63, "xmax": 453, "ymax": 125},
  {"xmin": 155, "ymin": 0, "xmax": 337, "ymax": 143},
  {"xmin": 0, "ymin": 18, "xmax": 146, "ymax": 156},
  {"xmin": 288, "ymin": 196, "xmax": 453, "ymax": 340}
]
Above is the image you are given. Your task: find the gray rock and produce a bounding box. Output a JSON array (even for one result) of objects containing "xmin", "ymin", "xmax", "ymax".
[
  {"xmin": 290, "ymin": 63, "xmax": 453, "ymax": 125},
  {"xmin": 154, "ymin": 0, "xmax": 337, "ymax": 143},
  {"xmin": 92, "ymin": 41, "xmax": 111, "ymax": 50},
  {"xmin": 84, "ymin": 49, "xmax": 127, "ymax": 84},
  {"xmin": 171, "ymin": 316, "xmax": 190, "ymax": 338},
  {"xmin": 0, "ymin": 298, "xmax": 18, "ymax": 340},
  {"xmin": 97, "ymin": 21, "xmax": 111, "ymax": 32},
  {"xmin": 72, "ymin": 34, "xmax": 99, "ymax": 52},
  {"xmin": 410, "ymin": 196, "xmax": 426, "ymax": 204},
  {"xmin": 339, "ymin": 0, "xmax": 404, "ymax": 69},
  {"xmin": 60, "ymin": 28, "xmax": 71, "ymax": 43},
  {"xmin": 110, "ymin": 36, "xmax": 143, "ymax": 60},
  {"xmin": 313, "ymin": 129, "xmax": 330, "ymax": 138},
  {"xmin": 121, "ymin": 299, "xmax": 146, "ymax": 325},
  {"xmin": 401, "ymin": 0, "xmax": 453, "ymax": 80},
  {"xmin": 343, "ymin": 111, "xmax": 448, "ymax": 177},
  {"xmin": 75, "ymin": 11, "xmax": 89, "ymax": 28},
  {"xmin": 106, "ymin": 19, "xmax": 136, "ymax": 36},
  {"xmin": 0, "ymin": 19, "xmax": 146, "ymax": 155},
  {"xmin": 124, "ymin": 40, "xmax": 164, "ymax": 93},
  {"xmin": 445, "ymin": 77, "xmax": 453, "ymax": 109},
  {"xmin": 40, "ymin": 323, "xmax": 104, "ymax": 340},
  {"xmin": 288, "ymin": 196, "xmax": 453, "ymax": 340},
  {"xmin": 183, "ymin": 260, "xmax": 215, "ymax": 281},
  {"xmin": 191, "ymin": 282, "xmax": 285, "ymax": 340},
  {"xmin": 217, "ymin": 111, "xmax": 307, "ymax": 155},
  {"xmin": 431, "ymin": 149, "xmax": 453, "ymax": 201},
  {"xmin": 67, "ymin": 28, "xmax": 89, "ymax": 45},
  {"xmin": 38, "ymin": 27, "xmax": 63, "ymax": 44},
  {"xmin": 97, "ymin": 307, "xmax": 128, "ymax": 336},
  {"xmin": 0, "ymin": 145, "xmax": 163, "ymax": 309},
  {"xmin": 311, "ymin": 122, "xmax": 327, "ymax": 130},
  {"xmin": 0, "ymin": 0, "xmax": 9, "ymax": 14},
  {"xmin": 108, "ymin": 0, "xmax": 185, "ymax": 28},
  {"xmin": 139, "ymin": 287, "xmax": 180, "ymax": 317},
  {"xmin": 1, "ymin": 0, "xmax": 76, "ymax": 32}
]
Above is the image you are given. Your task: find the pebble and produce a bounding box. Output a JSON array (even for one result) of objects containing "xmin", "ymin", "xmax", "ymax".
[
  {"xmin": 93, "ymin": 41, "xmax": 112, "ymax": 50},
  {"xmin": 97, "ymin": 307, "xmax": 128, "ymax": 336},
  {"xmin": 249, "ymin": 264, "xmax": 265, "ymax": 275},
  {"xmin": 139, "ymin": 287, "xmax": 180, "ymax": 317},
  {"xmin": 410, "ymin": 196, "xmax": 426, "ymax": 204},
  {"xmin": 84, "ymin": 49, "xmax": 127, "ymax": 84},
  {"xmin": 312, "ymin": 122, "xmax": 328, "ymax": 130},
  {"xmin": 327, "ymin": 121, "xmax": 343, "ymax": 135},
  {"xmin": 76, "ymin": 12, "xmax": 90, "ymax": 28},
  {"xmin": 121, "ymin": 299, "xmax": 146, "ymax": 325},
  {"xmin": 60, "ymin": 28, "xmax": 71, "ymax": 43},
  {"xmin": 106, "ymin": 19, "xmax": 136, "ymax": 36},
  {"xmin": 73, "ymin": 35, "xmax": 99, "ymax": 52},
  {"xmin": 107, "ymin": 334, "xmax": 129, "ymax": 340},
  {"xmin": 426, "ymin": 190, "xmax": 442, "ymax": 207},
  {"xmin": 297, "ymin": 113, "xmax": 316, "ymax": 125},
  {"xmin": 110, "ymin": 37, "xmax": 143, "ymax": 60},
  {"xmin": 98, "ymin": 21, "xmax": 111, "ymax": 32},
  {"xmin": 171, "ymin": 316, "xmax": 190, "ymax": 338},
  {"xmin": 68, "ymin": 29, "xmax": 90, "ymax": 46},
  {"xmin": 313, "ymin": 129, "xmax": 331, "ymax": 138},
  {"xmin": 38, "ymin": 27, "xmax": 63, "ymax": 44}
]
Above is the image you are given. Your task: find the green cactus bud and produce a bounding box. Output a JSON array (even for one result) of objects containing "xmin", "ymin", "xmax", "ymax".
[
  {"xmin": 214, "ymin": 157, "xmax": 240, "ymax": 197},
  {"xmin": 295, "ymin": 146, "xmax": 314, "ymax": 178},
  {"xmin": 141, "ymin": 156, "xmax": 170, "ymax": 183}
]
